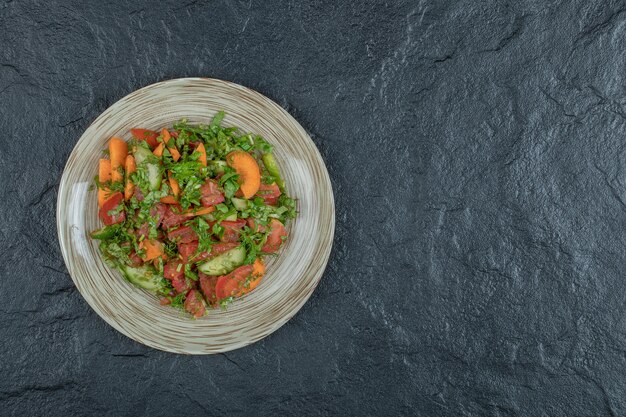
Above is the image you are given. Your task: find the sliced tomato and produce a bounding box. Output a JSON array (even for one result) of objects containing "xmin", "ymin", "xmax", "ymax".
[
  {"xmin": 200, "ymin": 179, "xmax": 225, "ymax": 207},
  {"xmin": 128, "ymin": 251, "xmax": 143, "ymax": 267},
  {"xmin": 98, "ymin": 192, "xmax": 125, "ymax": 225},
  {"xmin": 255, "ymin": 182, "xmax": 281, "ymax": 205},
  {"xmin": 184, "ymin": 289, "xmax": 206, "ymax": 318},
  {"xmin": 149, "ymin": 203, "xmax": 168, "ymax": 228},
  {"xmin": 199, "ymin": 273, "xmax": 219, "ymax": 306},
  {"xmin": 171, "ymin": 275, "xmax": 192, "ymax": 294},
  {"xmin": 246, "ymin": 218, "xmax": 267, "ymax": 232},
  {"xmin": 220, "ymin": 219, "xmax": 246, "ymax": 243},
  {"xmin": 167, "ymin": 225, "xmax": 198, "ymax": 244},
  {"xmin": 262, "ymin": 219, "xmax": 288, "ymax": 253},
  {"xmin": 163, "ymin": 260, "xmax": 184, "ymax": 281},
  {"xmin": 215, "ymin": 265, "xmax": 254, "ymax": 300},
  {"xmin": 130, "ymin": 128, "xmax": 159, "ymax": 149},
  {"xmin": 211, "ymin": 242, "xmax": 238, "ymax": 256},
  {"xmin": 178, "ymin": 241, "xmax": 198, "ymax": 263},
  {"xmin": 161, "ymin": 205, "xmax": 187, "ymax": 229}
]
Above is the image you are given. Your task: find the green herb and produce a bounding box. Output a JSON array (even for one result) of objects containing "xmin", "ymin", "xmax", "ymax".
[
  {"xmin": 219, "ymin": 296, "xmax": 235, "ymax": 309},
  {"xmin": 239, "ymin": 226, "xmax": 269, "ymax": 265},
  {"xmin": 184, "ymin": 264, "xmax": 198, "ymax": 281},
  {"xmin": 191, "ymin": 217, "xmax": 213, "ymax": 253},
  {"xmin": 170, "ymin": 293, "xmax": 186, "ymax": 309},
  {"xmin": 253, "ymin": 135, "xmax": 273, "ymax": 153}
]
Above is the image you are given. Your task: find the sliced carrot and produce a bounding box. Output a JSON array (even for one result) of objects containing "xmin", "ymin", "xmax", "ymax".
[
  {"xmin": 168, "ymin": 172, "xmax": 180, "ymax": 197},
  {"xmin": 109, "ymin": 137, "xmax": 127, "ymax": 183},
  {"xmin": 159, "ymin": 195, "xmax": 178, "ymax": 204},
  {"xmin": 140, "ymin": 239, "xmax": 164, "ymax": 261},
  {"xmin": 182, "ymin": 206, "xmax": 215, "ymax": 217},
  {"xmin": 226, "ymin": 151, "xmax": 261, "ymax": 199},
  {"xmin": 160, "ymin": 128, "xmax": 171, "ymax": 143},
  {"xmin": 196, "ymin": 143, "xmax": 207, "ymax": 167},
  {"xmin": 124, "ymin": 155, "xmax": 136, "ymax": 200},
  {"xmin": 240, "ymin": 258, "xmax": 265, "ymax": 295},
  {"xmin": 161, "ymin": 128, "xmax": 180, "ymax": 162},
  {"xmin": 98, "ymin": 159, "xmax": 111, "ymax": 208},
  {"xmin": 168, "ymin": 146, "xmax": 181, "ymax": 162},
  {"xmin": 153, "ymin": 143, "xmax": 164, "ymax": 157}
]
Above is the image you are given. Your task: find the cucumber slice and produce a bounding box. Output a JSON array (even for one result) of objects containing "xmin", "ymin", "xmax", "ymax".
[
  {"xmin": 209, "ymin": 160, "xmax": 227, "ymax": 174},
  {"xmin": 224, "ymin": 212, "xmax": 238, "ymax": 221},
  {"xmin": 133, "ymin": 147, "xmax": 162, "ymax": 191},
  {"xmin": 145, "ymin": 163, "xmax": 162, "ymax": 191},
  {"xmin": 231, "ymin": 197, "xmax": 248, "ymax": 211},
  {"xmin": 262, "ymin": 153, "xmax": 285, "ymax": 191},
  {"xmin": 197, "ymin": 246, "xmax": 246, "ymax": 276},
  {"xmin": 120, "ymin": 264, "xmax": 164, "ymax": 292}
]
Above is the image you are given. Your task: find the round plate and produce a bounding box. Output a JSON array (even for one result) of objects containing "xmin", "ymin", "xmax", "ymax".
[{"xmin": 57, "ymin": 78, "xmax": 335, "ymax": 354}]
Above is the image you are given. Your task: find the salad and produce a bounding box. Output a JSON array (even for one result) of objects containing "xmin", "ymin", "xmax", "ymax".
[{"xmin": 91, "ymin": 111, "xmax": 297, "ymax": 318}]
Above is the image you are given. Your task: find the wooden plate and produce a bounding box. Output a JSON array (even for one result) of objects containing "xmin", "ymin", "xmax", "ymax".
[{"xmin": 57, "ymin": 78, "xmax": 335, "ymax": 354}]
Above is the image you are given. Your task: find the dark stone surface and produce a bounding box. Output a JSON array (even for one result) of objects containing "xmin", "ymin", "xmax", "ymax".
[{"xmin": 0, "ymin": 0, "xmax": 625, "ymax": 415}]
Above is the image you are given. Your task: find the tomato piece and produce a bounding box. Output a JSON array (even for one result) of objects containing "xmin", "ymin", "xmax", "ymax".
[
  {"xmin": 98, "ymin": 192, "xmax": 125, "ymax": 225},
  {"xmin": 215, "ymin": 265, "xmax": 254, "ymax": 300},
  {"xmin": 150, "ymin": 203, "xmax": 168, "ymax": 228},
  {"xmin": 178, "ymin": 241, "xmax": 198, "ymax": 263},
  {"xmin": 199, "ymin": 273, "xmax": 219, "ymax": 306},
  {"xmin": 200, "ymin": 179, "xmax": 225, "ymax": 207},
  {"xmin": 171, "ymin": 275, "xmax": 192, "ymax": 294},
  {"xmin": 128, "ymin": 251, "xmax": 143, "ymax": 267},
  {"xmin": 211, "ymin": 242, "xmax": 238, "ymax": 256},
  {"xmin": 161, "ymin": 205, "xmax": 187, "ymax": 229},
  {"xmin": 255, "ymin": 182, "xmax": 281, "ymax": 205},
  {"xmin": 163, "ymin": 260, "xmax": 184, "ymax": 281},
  {"xmin": 184, "ymin": 290, "xmax": 206, "ymax": 318},
  {"xmin": 262, "ymin": 219, "xmax": 288, "ymax": 253},
  {"xmin": 167, "ymin": 225, "xmax": 198, "ymax": 244},
  {"xmin": 130, "ymin": 128, "xmax": 159, "ymax": 149},
  {"xmin": 220, "ymin": 219, "xmax": 246, "ymax": 243}
]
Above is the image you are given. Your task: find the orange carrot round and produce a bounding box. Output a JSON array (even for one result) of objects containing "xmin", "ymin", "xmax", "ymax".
[
  {"xmin": 153, "ymin": 143, "xmax": 164, "ymax": 157},
  {"xmin": 240, "ymin": 258, "xmax": 265, "ymax": 295},
  {"xmin": 98, "ymin": 159, "xmax": 111, "ymax": 208},
  {"xmin": 159, "ymin": 196, "xmax": 178, "ymax": 204},
  {"xmin": 196, "ymin": 143, "xmax": 207, "ymax": 167},
  {"xmin": 226, "ymin": 151, "xmax": 261, "ymax": 199},
  {"xmin": 168, "ymin": 172, "xmax": 180, "ymax": 197},
  {"xmin": 140, "ymin": 239, "xmax": 164, "ymax": 261},
  {"xmin": 124, "ymin": 155, "xmax": 136, "ymax": 200},
  {"xmin": 161, "ymin": 128, "xmax": 180, "ymax": 162},
  {"xmin": 109, "ymin": 137, "xmax": 127, "ymax": 183}
]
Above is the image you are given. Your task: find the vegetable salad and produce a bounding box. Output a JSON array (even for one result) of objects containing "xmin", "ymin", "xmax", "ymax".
[{"xmin": 91, "ymin": 112, "xmax": 296, "ymax": 318}]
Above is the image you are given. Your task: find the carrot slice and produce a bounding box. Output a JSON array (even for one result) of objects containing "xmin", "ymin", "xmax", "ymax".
[
  {"xmin": 239, "ymin": 258, "xmax": 265, "ymax": 296},
  {"xmin": 140, "ymin": 239, "xmax": 164, "ymax": 261},
  {"xmin": 168, "ymin": 172, "xmax": 180, "ymax": 197},
  {"xmin": 226, "ymin": 151, "xmax": 261, "ymax": 199},
  {"xmin": 196, "ymin": 143, "xmax": 207, "ymax": 167},
  {"xmin": 98, "ymin": 159, "xmax": 111, "ymax": 208},
  {"xmin": 161, "ymin": 128, "xmax": 180, "ymax": 162},
  {"xmin": 159, "ymin": 195, "xmax": 178, "ymax": 204},
  {"xmin": 153, "ymin": 143, "xmax": 164, "ymax": 157},
  {"xmin": 160, "ymin": 128, "xmax": 171, "ymax": 143},
  {"xmin": 109, "ymin": 137, "xmax": 127, "ymax": 183},
  {"xmin": 124, "ymin": 155, "xmax": 136, "ymax": 200},
  {"xmin": 182, "ymin": 206, "xmax": 215, "ymax": 217}
]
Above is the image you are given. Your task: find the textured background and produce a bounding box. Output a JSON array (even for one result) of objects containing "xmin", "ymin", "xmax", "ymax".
[{"xmin": 1, "ymin": 0, "xmax": 625, "ymax": 416}]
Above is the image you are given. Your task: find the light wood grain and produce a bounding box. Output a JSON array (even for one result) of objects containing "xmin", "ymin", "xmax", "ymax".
[{"xmin": 57, "ymin": 78, "xmax": 335, "ymax": 354}]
